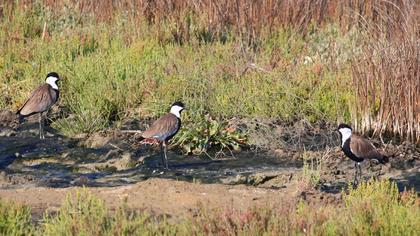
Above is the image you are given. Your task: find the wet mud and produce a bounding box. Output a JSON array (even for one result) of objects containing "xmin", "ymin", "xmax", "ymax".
[
  {"xmin": 0, "ymin": 125, "xmax": 303, "ymax": 188},
  {"xmin": 0, "ymin": 115, "xmax": 419, "ymax": 219}
]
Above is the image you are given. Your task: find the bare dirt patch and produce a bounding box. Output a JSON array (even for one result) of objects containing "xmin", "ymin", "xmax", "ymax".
[{"xmin": 0, "ymin": 177, "xmax": 341, "ymax": 221}]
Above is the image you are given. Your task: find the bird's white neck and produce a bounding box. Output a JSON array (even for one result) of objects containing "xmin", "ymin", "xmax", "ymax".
[
  {"xmin": 46, "ymin": 76, "xmax": 59, "ymax": 90},
  {"xmin": 339, "ymin": 128, "xmax": 352, "ymax": 147},
  {"xmin": 170, "ymin": 105, "xmax": 183, "ymax": 118}
]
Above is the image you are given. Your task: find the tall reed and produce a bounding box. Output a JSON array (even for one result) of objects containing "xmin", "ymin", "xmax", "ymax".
[
  {"xmin": 3, "ymin": 0, "xmax": 413, "ymax": 45},
  {"xmin": 351, "ymin": 0, "xmax": 419, "ymax": 143}
]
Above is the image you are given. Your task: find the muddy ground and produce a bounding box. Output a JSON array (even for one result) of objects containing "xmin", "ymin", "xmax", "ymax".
[{"xmin": 0, "ymin": 109, "xmax": 419, "ymax": 220}]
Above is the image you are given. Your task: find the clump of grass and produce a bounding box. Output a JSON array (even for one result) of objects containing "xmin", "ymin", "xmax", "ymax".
[
  {"xmin": 43, "ymin": 191, "xmax": 111, "ymax": 235},
  {"xmin": 341, "ymin": 179, "xmax": 420, "ymax": 235},
  {"xmin": 0, "ymin": 198, "xmax": 33, "ymax": 235},
  {"xmin": 42, "ymin": 190, "xmax": 187, "ymax": 236},
  {"xmin": 300, "ymin": 150, "xmax": 324, "ymax": 189}
]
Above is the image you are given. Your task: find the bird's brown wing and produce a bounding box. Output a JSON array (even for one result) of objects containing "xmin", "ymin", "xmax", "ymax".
[
  {"xmin": 350, "ymin": 134, "xmax": 382, "ymax": 159},
  {"xmin": 142, "ymin": 113, "xmax": 179, "ymax": 140},
  {"xmin": 17, "ymin": 84, "xmax": 56, "ymax": 116}
]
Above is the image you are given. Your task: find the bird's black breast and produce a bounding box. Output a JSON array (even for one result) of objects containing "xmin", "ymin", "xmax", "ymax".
[
  {"xmin": 53, "ymin": 89, "xmax": 60, "ymax": 103},
  {"xmin": 342, "ymin": 138, "xmax": 364, "ymax": 163}
]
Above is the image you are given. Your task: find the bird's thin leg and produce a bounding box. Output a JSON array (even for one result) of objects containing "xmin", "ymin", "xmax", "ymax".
[
  {"xmin": 42, "ymin": 112, "xmax": 45, "ymax": 139},
  {"xmin": 353, "ymin": 162, "xmax": 359, "ymax": 187},
  {"xmin": 39, "ymin": 112, "xmax": 44, "ymax": 139},
  {"xmin": 160, "ymin": 142, "xmax": 165, "ymax": 168},
  {"xmin": 162, "ymin": 141, "xmax": 169, "ymax": 170},
  {"xmin": 358, "ymin": 162, "xmax": 362, "ymax": 183}
]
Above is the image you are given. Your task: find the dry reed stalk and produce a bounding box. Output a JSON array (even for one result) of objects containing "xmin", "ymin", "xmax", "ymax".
[
  {"xmin": 5, "ymin": 1, "xmax": 417, "ymax": 42},
  {"xmin": 0, "ymin": 1, "xmax": 353, "ymax": 38},
  {"xmin": 351, "ymin": 0, "xmax": 419, "ymax": 143}
]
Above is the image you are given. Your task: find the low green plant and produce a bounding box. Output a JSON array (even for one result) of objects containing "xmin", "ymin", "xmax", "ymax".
[
  {"xmin": 341, "ymin": 179, "xmax": 420, "ymax": 235},
  {"xmin": 42, "ymin": 190, "xmax": 188, "ymax": 236},
  {"xmin": 173, "ymin": 114, "xmax": 247, "ymax": 155},
  {"xmin": 0, "ymin": 198, "xmax": 33, "ymax": 236},
  {"xmin": 300, "ymin": 151, "xmax": 323, "ymax": 188},
  {"xmin": 43, "ymin": 191, "xmax": 110, "ymax": 235}
]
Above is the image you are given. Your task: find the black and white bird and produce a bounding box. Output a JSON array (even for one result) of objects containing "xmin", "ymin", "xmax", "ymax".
[
  {"xmin": 16, "ymin": 72, "xmax": 60, "ymax": 139},
  {"xmin": 141, "ymin": 101, "xmax": 185, "ymax": 169},
  {"xmin": 337, "ymin": 123, "xmax": 389, "ymax": 185}
]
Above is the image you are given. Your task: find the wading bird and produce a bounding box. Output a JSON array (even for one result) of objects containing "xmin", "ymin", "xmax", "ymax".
[
  {"xmin": 141, "ymin": 101, "xmax": 185, "ymax": 169},
  {"xmin": 16, "ymin": 72, "xmax": 60, "ymax": 139},
  {"xmin": 337, "ymin": 123, "xmax": 389, "ymax": 185}
]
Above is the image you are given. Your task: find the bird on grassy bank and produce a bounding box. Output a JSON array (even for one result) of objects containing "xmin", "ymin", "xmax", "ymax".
[
  {"xmin": 16, "ymin": 72, "xmax": 60, "ymax": 139},
  {"xmin": 140, "ymin": 101, "xmax": 185, "ymax": 170},
  {"xmin": 337, "ymin": 123, "xmax": 389, "ymax": 185}
]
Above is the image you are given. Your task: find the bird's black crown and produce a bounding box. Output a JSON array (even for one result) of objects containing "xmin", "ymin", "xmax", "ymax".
[
  {"xmin": 337, "ymin": 123, "xmax": 352, "ymax": 130},
  {"xmin": 171, "ymin": 101, "xmax": 185, "ymax": 108},
  {"xmin": 46, "ymin": 72, "xmax": 60, "ymax": 80}
]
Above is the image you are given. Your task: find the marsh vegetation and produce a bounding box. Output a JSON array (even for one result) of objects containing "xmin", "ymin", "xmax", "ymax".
[{"xmin": 0, "ymin": 0, "xmax": 419, "ymax": 235}]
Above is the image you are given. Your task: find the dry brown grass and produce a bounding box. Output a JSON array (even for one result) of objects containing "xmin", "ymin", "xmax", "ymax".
[
  {"xmin": 351, "ymin": 0, "xmax": 419, "ymax": 143},
  {"xmin": 3, "ymin": 0, "xmax": 417, "ymax": 41}
]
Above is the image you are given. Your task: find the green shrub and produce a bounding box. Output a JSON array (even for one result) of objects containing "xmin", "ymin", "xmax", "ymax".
[
  {"xmin": 42, "ymin": 191, "xmax": 187, "ymax": 236},
  {"xmin": 341, "ymin": 179, "xmax": 420, "ymax": 235},
  {"xmin": 0, "ymin": 199, "xmax": 33, "ymax": 236}
]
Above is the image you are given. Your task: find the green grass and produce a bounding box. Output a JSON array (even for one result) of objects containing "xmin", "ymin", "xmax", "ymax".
[
  {"xmin": 342, "ymin": 180, "xmax": 420, "ymax": 235},
  {"xmin": 0, "ymin": 199, "xmax": 33, "ymax": 235},
  {"xmin": 0, "ymin": 179, "xmax": 418, "ymax": 235},
  {"xmin": 0, "ymin": 3, "xmax": 356, "ymax": 150}
]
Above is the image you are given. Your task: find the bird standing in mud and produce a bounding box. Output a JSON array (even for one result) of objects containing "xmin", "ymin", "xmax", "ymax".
[
  {"xmin": 140, "ymin": 101, "xmax": 185, "ymax": 170},
  {"xmin": 16, "ymin": 72, "xmax": 60, "ymax": 139},
  {"xmin": 337, "ymin": 123, "xmax": 389, "ymax": 185}
]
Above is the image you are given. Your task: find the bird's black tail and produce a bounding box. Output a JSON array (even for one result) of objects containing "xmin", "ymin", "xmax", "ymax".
[{"xmin": 378, "ymin": 155, "xmax": 389, "ymax": 164}]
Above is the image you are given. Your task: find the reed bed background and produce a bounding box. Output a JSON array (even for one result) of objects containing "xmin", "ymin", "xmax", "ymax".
[
  {"xmin": 0, "ymin": 0, "xmax": 418, "ymax": 144},
  {"xmin": 3, "ymin": 0, "xmax": 418, "ymax": 45},
  {"xmin": 351, "ymin": 1, "xmax": 420, "ymax": 143}
]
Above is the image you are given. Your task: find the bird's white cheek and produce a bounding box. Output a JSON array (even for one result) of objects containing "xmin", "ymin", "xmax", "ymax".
[
  {"xmin": 170, "ymin": 106, "xmax": 183, "ymax": 118},
  {"xmin": 339, "ymin": 129, "xmax": 351, "ymax": 146},
  {"xmin": 46, "ymin": 77, "xmax": 59, "ymax": 90}
]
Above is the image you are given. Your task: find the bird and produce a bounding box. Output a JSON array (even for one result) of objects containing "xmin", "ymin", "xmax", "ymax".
[
  {"xmin": 16, "ymin": 72, "xmax": 60, "ymax": 139},
  {"xmin": 337, "ymin": 123, "xmax": 389, "ymax": 185},
  {"xmin": 140, "ymin": 101, "xmax": 185, "ymax": 169}
]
